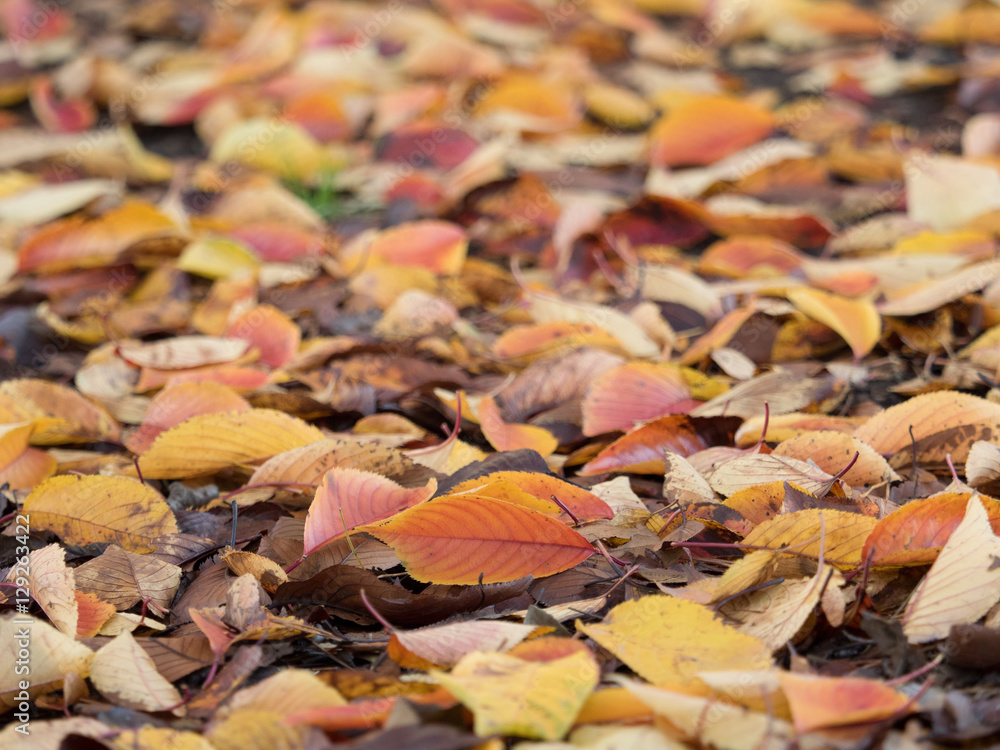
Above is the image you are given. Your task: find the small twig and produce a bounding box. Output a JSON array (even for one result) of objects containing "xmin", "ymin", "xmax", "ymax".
[
  {"xmin": 359, "ymin": 589, "xmax": 395, "ymax": 633},
  {"xmin": 752, "ymin": 403, "xmax": 771, "ymax": 452},
  {"xmin": 550, "ymin": 494, "xmax": 580, "ymax": 526},
  {"xmin": 885, "ymin": 653, "xmax": 944, "ymax": 686},
  {"xmin": 605, "ymin": 565, "xmax": 640, "ymax": 595},
  {"xmin": 945, "ymin": 454, "xmax": 960, "ymax": 485},
  {"xmin": 593, "ymin": 540, "xmax": 626, "ymax": 575},
  {"xmin": 339, "ymin": 506, "xmax": 365, "ymax": 571},
  {"xmin": 229, "ymin": 501, "xmax": 239, "ymax": 550}
]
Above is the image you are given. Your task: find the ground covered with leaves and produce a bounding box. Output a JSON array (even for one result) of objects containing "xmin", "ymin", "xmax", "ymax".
[{"xmin": 6, "ymin": 0, "xmax": 1000, "ymax": 747}]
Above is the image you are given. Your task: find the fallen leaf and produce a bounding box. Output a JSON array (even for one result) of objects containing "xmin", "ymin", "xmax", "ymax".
[
  {"xmin": 577, "ymin": 596, "xmax": 772, "ymax": 691},
  {"xmin": 24, "ymin": 475, "xmax": 178, "ymax": 553},
  {"xmin": 431, "ymin": 641, "xmax": 599, "ymax": 740},
  {"xmin": 303, "ymin": 468, "xmax": 437, "ymax": 556},
  {"xmin": 138, "ymin": 409, "xmax": 325, "ymax": 479},
  {"xmin": 89, "ymin": 631, "xmax": 184, "ymax": 715},
  {"xmin": 903, "ymin": 495, "xmax": 1000, "ymax": 643},
  {"xmin": 360, "ymin": 494, "xmax": 595, "ymax": 584}
]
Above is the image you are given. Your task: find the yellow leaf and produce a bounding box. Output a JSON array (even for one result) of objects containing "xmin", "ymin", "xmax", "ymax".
[
  {"xmin": 740, "ymin": 509, "xmax": 877, "ymax": 568},
  {"xmin": 719, "ymin": 566, "xmax": 844, "ymax": 651},
  {"xmin": 210, "ymin": 117, "xmax": 336, "ymax": 182},
  {"xmin": 576, "ymin": 596, "xmax": 772, "ymax": 691},
  {"xmin": 853, "ymin": 391, "xmax": 1000, "ymax": 455},
  {"xmin": 138, "ymin": 409, "xmax": 324, "ymax": 479},
  {"xmin": 24, "ymin": 475, "xmax": 178, "ymax": 553},
  {"xmin": 432, "ymin": 647, "xmax": 599, "ymax": 741},
  {"xmin": 176, "ymin": 236, "xmax": 260, "ymax": 280},
  {"xmin": 112, "ymin": 727, "xmax": 214, "ymax": 750},
  {"xmin": 786, "ymin": 287, "xmax": 881, "ymax": 359},
  {"xmin": 207, "ymin": 709, "xmax": 309, "ymax": 750},
  {"xmin": 0, "ymin": 616, "xmax": 94, "ymax": 709}
]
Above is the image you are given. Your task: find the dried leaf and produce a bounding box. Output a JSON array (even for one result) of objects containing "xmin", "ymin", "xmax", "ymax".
[
  {"xmin": 431, "ymin": 641, "xmax": 599, "ymax": 741},
  {"xmin": 90, "ymin": 631, "xmax": 183, "ymax": 714},
  {"xmin": 24, "ymin": 475, "xmax": 178, "ymax": 553},
  {"xmin": 903, "ymin": 495, "xmax": 1000, "ymax": 643},
  {"xmin": 360, "ymin": 494, "xmax": 595, "ymax": 584},
  {"xmin": 303, "ymin": 468, "xmax": 437, "ymax": 556},
  {"xmin": 138, "ymin": 409, "xmax": 324, "ymax": 479},
  {"xmin": 577, "ymin": 596, "xmax": 772, "ymax": 690}
]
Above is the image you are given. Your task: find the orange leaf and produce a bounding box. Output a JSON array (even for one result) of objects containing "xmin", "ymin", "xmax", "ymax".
[
  {"xmin": 135, "ymin": 364, "xmax": 271, "ymax": 392},
  {"xmin": 582, "ymin": 363, "xmax": 695, "ymax": 436},
  {"xmin": 359, "ymin": 494, "xmax": 594, "ymax": 584},
  {"xmin": 17, "ymin": 201, "xmax": 180, "ymax": 274},
  {"xmin": 477, "ymin": 395, "xmax": 558, "ymax": 457},
  {"xmin": 449, "ymin": 471, "xmax": 613, "ymax": 523},
  {"xmin": 579, "ymin": 415, "xmax": 741, "ymax": 475},
  {"xmin": 650, "ymin": 95, "xmax": 775, "ymax": 167},
  {"xmin": 902, "ymin": 495, "xmax": 1000, "ymax": 643},
  {"xmin": 493, "ymin": 321, "xmax": 624, "ymax": 362},
  {"xmin": 0, "ymin": 379, "xmax": 120, "ymax": 445},
  {"xmin": 698, "ymin": 235, "xmax": 804, "ymax": 279},
  {"xmin": 786, "ymin": 287, "xmax": 881, "ymax": 359},
  {"xmin": 862, "ymin": 492, "xmax": 1000, "ymax": 567},
  {"xmin": 362, "ymin": 220, "xmax": 468, "ymax": 275},
  {"xmin": 475, "ymin": 74, "xmax": 581, "ymax": 132},
  {"xmin": 75, "ymin": 592, "xmax": 115, "ymax": 639},
  {"xmin": 225, "ymin": 304, "xmax": 301, "ymax": 369},
  {"xmin": 303, "ymin": 468, "xmax": 437, "ymax": 556},
  {"xmin": 0, "ymin": 422, "xmax": 55, "ymax": 488},
  {"xmin": 779, "ymin": 673, "xmax": 911, "ymax": 733}
]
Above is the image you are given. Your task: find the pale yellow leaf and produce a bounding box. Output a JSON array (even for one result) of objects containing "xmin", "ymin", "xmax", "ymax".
[
  {"xmin": 0, "ymin": 616, "xmax": 93, "ymax": 709},
  {"xmin": 90, "ymin": 631, "xmax": 184, "ymax": 714},
  {"xmin": 615, "ymin": 676, "xmax": 795, "ymax": 750},
  {"xmin": 226, "ymin": 669, "xmax": 346, "ymax": 716},
  {"xmin": 903, "ymin": 495, "xmax": 1000, "ymax": 643}
]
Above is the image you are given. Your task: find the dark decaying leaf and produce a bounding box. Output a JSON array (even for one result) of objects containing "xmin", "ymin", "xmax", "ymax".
[{"xmin": 274, "ymin": 566, "xmax": 533, "ymax": 627}]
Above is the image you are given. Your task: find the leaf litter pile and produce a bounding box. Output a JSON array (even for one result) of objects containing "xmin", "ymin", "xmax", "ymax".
[{"xmin": 10, "ymin": 0, "xmax": 1000, "ymax": 747}]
